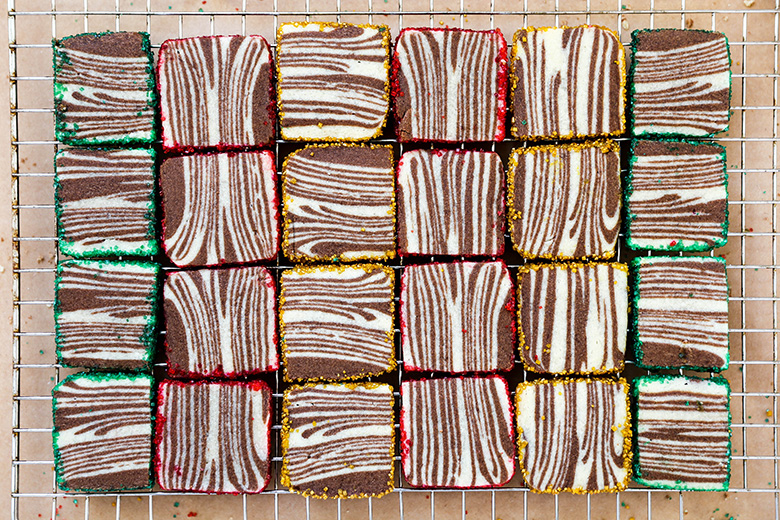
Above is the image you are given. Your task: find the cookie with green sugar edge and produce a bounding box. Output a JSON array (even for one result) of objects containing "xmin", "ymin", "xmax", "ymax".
[
  {"xmin": 52, "ymin": 371, "xmax": 154, "ymax": 492},
  {"xmin": 624, "ymin": 139, "xmax": 728, "ymax": 252},
  {"xmin": 53, "ymin": 31, "xmax": 157, "ymax": 146},
  {"xmin": 55, "ymin": 148, "xmax": 158, "ymax": 258},
  {"xmin": 630, "ymin": 255, "xmax": 729, "ymax": 372},
  {"xmin": 54, "ymin": 259, "xmax": 160, "ymax": 371},
  {"xmin": 631, "ymin": 374, "xmax": 731, "ymax": 491},
  {"xmin": 628, "ymin": 28, "xmax": 732, "ymax": 138}
]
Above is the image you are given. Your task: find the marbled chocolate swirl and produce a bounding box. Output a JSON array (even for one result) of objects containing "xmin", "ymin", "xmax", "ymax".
[
  {"xmin": 633, "ymin": 256, "xmax": 729, "ymax": 370},
  {"xmin": 511, "ymin": 26, "xmax": 625, "ymax": 139},
  {"xmin": 278, "ymin": 22, "xmax": 390, "ymax": 140},
  {"xmin": 156, "ymin": 381, "xmax": 271, "ymax": 493},
  {"xmin": 53, "ymin": 373, "xmax": 153, "ymax": 491},
  {"xmin": 515, "ymin": 378, "xmax": 631, "ymax": 493},
  {"xmin": 508, "ymin": 141, "xmax": 621, "ymax": 260},
  {"xmin": 158, "ymin": 35, "xmax": 274, "ymax": 149},
  {"xmin": 634, "ymin": 375, "xmax": 731, "ymax": 490},
  {"xmin": 282, "ymin": 383, "xmax": 395, "ymax": 498},
  {"xmin": 518, "ymin": 263, "xmax": 628, "ymax": 375},
  {"xmin": 393, "ymin": 28, "xmax": 507, "ymax": 142},
  {"xmin": 631, "ymin": 29, "xmax": 731, "ymax": 137},
  {"xmin": 401, "ymin": 376, "xmax": 515, "ymax": 488},
  {"xmin": 401, "ymin": 261, "xmax": 514, "ymax": 373}
]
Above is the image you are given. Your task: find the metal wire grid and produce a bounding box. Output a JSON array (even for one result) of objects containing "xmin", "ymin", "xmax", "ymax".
[{"xmin": 8, "ymin": 0, "xmax": 779, "ymax": 519}]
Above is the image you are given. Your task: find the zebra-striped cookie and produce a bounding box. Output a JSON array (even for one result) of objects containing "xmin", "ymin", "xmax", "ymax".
[
  {"xmin": 156, "ymin": 380, "xmax": 272, "ymax": 493},
  {"xmin": 516, "ymin": 378, "xmax": 631, "ymax": 493},
  {"xmin": 508, "ymin": 141, "xmax": 621, "ymax": 260},
  {"xmin": 164, "ymin": 266, "xmax": 278, "ymax": 378},
  {"xmin": 397, "ymin": 149, "xmax": 505, "ymax": 256},
  {"xmin": 282, "ymin": 383, "xmax": 395, "ymax": 498},
  {"xmin": 392, "ymin": 27, "xmax": 507, "ymax": 142},
  {"xmin": 633, "ymin": 375, "xmax": 731, "ymax": 491},
  {"xmin": 630, "ymin": 29, "xmax": 731, "ymax": 137},
  {"xmin": 53, "ymin": 32, "xmax": 156, "ymax": 145},
  {"xmin": 158, "ymin": 35, "xmax": 274, "ymax": 151},
  {"xmin": 160, "ymin": 151, "xmax": 278, "ymax": 267},
  {"xmin": 401, "ymin": 261, "xmax": 514, "ymax": 373},
  {"xmin": 626, "ymin": 139, "xmax": 728, "ymax": 251},
  {"xmin": 53, "ymin": 372, "xmax": 153, "ymax": 492},
  {"xmin": 401, "ymin": 376, "xmax": 515, "ymax": 488},
  {"xmin": 632, "ymin": 256, "xmax": 729, "ymax": 371},
  {"xmin": 55, "ymin": 148, "xmax": 157, "ymax": 258},
  {"xmin": 517, "ymin": 262, "xmax": 628, "ymax": 375},
  {"xmin": 55, "ymin": 259, "xmax": 160, "ymax": 370},
  {"xmin": 510, "ymin": 26, "xmax": 626, "ymax": 140},
  {"xmin": 282, "ymin": 144, "xmax": 395, "ymax": 262},
  {"xmin": 277, "ymin": 22, "xmax": 390, "ymax": 141},
  {"xmin": 280, "ymin": 264, "xmax": 395, "ymax": 381}
]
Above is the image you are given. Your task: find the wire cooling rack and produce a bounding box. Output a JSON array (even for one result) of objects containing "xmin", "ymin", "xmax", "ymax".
[{"xmin": 9, "ymin": 0, "xmax": 779, "ymax": 519}]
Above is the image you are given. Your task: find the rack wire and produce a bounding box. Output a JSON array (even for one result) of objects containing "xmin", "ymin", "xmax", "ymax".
[{"xmin": 8, "ymin": 0, "xmax": 779, "ymax": 519}]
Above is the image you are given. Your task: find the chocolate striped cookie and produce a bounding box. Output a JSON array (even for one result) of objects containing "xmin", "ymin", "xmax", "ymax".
[
  {"xmin": 518, "ymin": 262, "xmax": 628, "ymax": 375},
  {"xmin": 282, "ymin": 144, "xmax": 395, "ymax": 262},
  {"xmin": 158, "ymin": 35, "xmax": 274, "ymax": 151},
  {"xmin": 511, "ymin": 26, "xmax": 625, "ymax": 140},
  {"xmin": 55, "ymin": 259, "xmax": 160, "ymax": 370},
  {"xmin": 277, "ymin": 22, "xmax": 390, "ymax": 141},
  {"xmin": 630, "ymin": 29, "xmax": 731, "ymax": 137},
  {"xmin": 508, "ymin": 140, "xmax": 621, "ymax": 260},
  {"xmin": 392, "ymin": 27, "xmax": 507, "ymax": 142},
  {"xmin": 397, "ymin": 149, "xmax": 505, "ymax": 256},
  {"xmin": 633, "ymin": 375, "xmax": 731, "ymax": 491},
  {"xmin": 401, "ymin": 261, "xmax": 514, "ymax": 373},
  {"xmin": 156, "ymin": 380, "xmax": 272, "ymax": 493},
  {"xmin": 53, "ymin": 372, "xmax": 153, "ymax": 492},
  {"xmin": 632, "ymin": 256, "xmax": 729, "ymax": 371},
  {"xmin": 164, "ymin": 266, "xmax": 278, "ymax": 378},
  {"xmin": 55, "ymin": 148, "xmax": 157, "ymax": 258},
  {"xmin": 280, "ymin": 264, "xmax": 395, "ymax": 381},
  {"xmin": 401, "ymin": 376, "xmax": 515, "ymax": 488},
  {"xmin": 626, "ymin": 139, "xmax": 728, "ymax": 251},
  {"xmin": 282, "ymin": 383, "xmax": 395, "ymax": 498},
  {"xmin": 516, "ymin": 378, "xmax": 631, "ymax": 493},
  {"xmin": 160, "ymin": 151, "xmax": 278, "ymax": 267},
  {"xmin": 53, "ymin": 32, "xmax": 156, "ymax": 145}
]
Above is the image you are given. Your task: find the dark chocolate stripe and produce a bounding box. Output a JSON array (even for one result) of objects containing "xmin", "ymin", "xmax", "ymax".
[
  {"xmin": 631, "ymin": 30, "xmax": 730, "ymax": 136},
  {"xmin": 402, "ymin": 377, "xmax": 515, "ymax": 487},
  {"xmin": 627, "ymin": 140, "xmax": 727, "ymax": 249},
  {"xmin": 164, "ymin": 266, "xmax": 277, "ymax": 377},
  {"xmin": 278, "ymin": 23, "xmax": 389, "ymax": 140},
  {"xmin": 635, "ymin": 257, "xmax": 728, "ymax": 369},
  {"xmin": 281, "ymin": 265, "xmax": 395, "ymax": 381},
  {"xmin": 283, "ymin": 145, "xmax": 395, "ymax": 261},
  {"xmin": 157, "ymin": 381, "xmax": 271, "ymax": 493},
  {"xmin": 53, "ymin": 374, "xmax": 152, "ymax": 491},
  {"xmin": 394, "ymin": 28, "xmax": 506, "ymax": 142},
  {"xmin": 397, "ymin": 150, "xmax": 504, "ymax": 256},
  {"xmin": 283, "ymin": 383, "xmax": 394, "ymax": 497},
  {"xmin": 55, "ymin": 260, "xmax": 158, "ymax": 370},
  {"xmin": 512, "ymin": 27, "xmax": 624, "ymax": 139},
  {"xmin": 509, "ymin": 142, "xmax": 621, "ymax": 259},
  {"xmin": 161, "ymin": 151, "xmax": 278, "ymax": 266},
  {"xmin": 158, "ymin": 36, "xmax": 273, "ymax": 148},
  {"xmin": 519, "ymin": 263, "xmax": 628, "ymax": 374},
  {"xmin": 401, "ymin": 261, "xmax": 514, "ymax": 373},
  {"xmin": 516, "ymin": 378, "xmax": 629, "ymax": 492},
  {"xmin": 635, "ymin": 377, "xmax": 730, "ymax": 488}
]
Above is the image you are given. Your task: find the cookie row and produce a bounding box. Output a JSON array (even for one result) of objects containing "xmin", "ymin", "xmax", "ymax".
[
  {"xmin": 54, "ymin": 256, "xmax": 728, "ymax": 374},
  {"xmin": 55, "ymin": 140, "xmax": 728, "ymax": 261},
  {"xmin": 51, "ymin": 373, "xmax": 730, "ymax": 495},
  {"xmin": 52, "ymin": 26, "xmax": 730, "ymax": 147}
]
